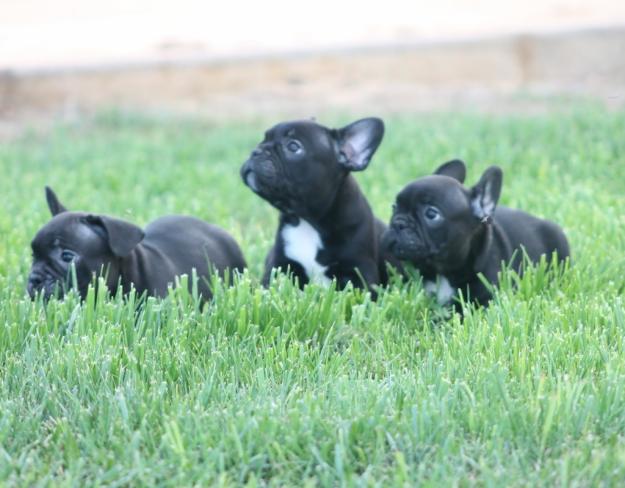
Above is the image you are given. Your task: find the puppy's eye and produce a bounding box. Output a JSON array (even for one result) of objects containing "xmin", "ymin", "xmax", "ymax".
[
  {"xmin": 61, "ymin": 250, "xmax": 76, "ymax": 263},
  {"xmin": 287, "ymin": 140, "xmax": 302, "ymax": 153},
  {"xmin": 423, "ymin": 206, "xmax": 442, "ymax": 222}
]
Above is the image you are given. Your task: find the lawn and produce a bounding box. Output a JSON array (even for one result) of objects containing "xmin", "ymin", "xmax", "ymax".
[{"xmin": 1, "ymin": 106, "xmax": 625, "ymax": 486}]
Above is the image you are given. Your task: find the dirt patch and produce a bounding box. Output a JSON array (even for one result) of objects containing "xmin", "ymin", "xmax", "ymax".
[{"xmin": 1, "ymin": 27, "xmax": 624, "ymax": 140}]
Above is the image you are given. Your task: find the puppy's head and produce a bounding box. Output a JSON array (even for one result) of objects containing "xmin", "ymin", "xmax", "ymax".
[
  {"xmin": 27, "ymin": 187, "xmax": 144, "ymax": 300},
  {"xmin": 383, "ymin": 160, "xmax": 502, "ymax": 274},
  {"xmin": 240, "ymin": 117, "xmax": 384, "ymax": 219}
]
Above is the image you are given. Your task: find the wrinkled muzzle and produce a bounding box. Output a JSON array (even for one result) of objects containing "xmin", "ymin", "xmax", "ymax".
[
  {"xmin": 240, "ymin": 157, "xmax": 279, "ymax": 192},
  {"xmin": 384, "ymin": 217, "xmax": 434, "ymax": 263},
  {"xmin": 240, "ymin": 154, "xmax": 295, "ymax": 213},
  {"xmin": 27, "ymin": 266, "xmax": 68, "ymax": 300}
]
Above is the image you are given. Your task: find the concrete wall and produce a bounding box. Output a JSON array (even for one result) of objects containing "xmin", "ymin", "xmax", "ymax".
[{"xmin": 1, "ymin": 27, "xmax": 624, "ymax": 122}]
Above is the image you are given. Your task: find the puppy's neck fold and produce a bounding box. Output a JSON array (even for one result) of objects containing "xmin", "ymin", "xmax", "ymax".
[
  {"xmin": 116, "ymin": 244, "xmax": 151, "ymax": 297},
  {"xmin": 468, "ymin": 222, "xmax": 511, "ymax": 283},
  {"xmin": 318, "ymin": 175, "xmax": 372, "ymax": 231},
  {"xmin": 438, "ymin": 224, "xmax": 494, "ymax": 286}
]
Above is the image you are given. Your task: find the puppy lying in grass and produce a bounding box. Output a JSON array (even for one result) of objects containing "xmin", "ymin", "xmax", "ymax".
[
  {"xmin": 382, "ymin": 160, "xmax": 570, "ymax": 307},
  {"xmin": 27, "ymin": 187, "xmax": 246, "ymax": 301}
]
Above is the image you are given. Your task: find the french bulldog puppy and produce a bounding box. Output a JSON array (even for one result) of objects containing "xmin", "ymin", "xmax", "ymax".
[
  {"xmin": 27, "ymin": 187, "xmax": 246, "ymax": 300},
  {"xmin": 240, "ymin": 117, "xmax": 400, "ymax": 292},
  {"xmin": 383, "ymin": 160, "xmax": 570, "ymax": 307}
]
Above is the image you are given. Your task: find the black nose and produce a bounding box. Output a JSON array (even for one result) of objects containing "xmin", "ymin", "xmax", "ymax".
[
  {"xmin": 27, "ymin": 274, "xmax": 43, "ymax": 298},
  {"xmin": 393, "ymin": 221, "xmax": 407, "ymax": 232},
  {"xmin": 240, "ymin": 161, "xmax": 252, "ymax": 179},
  {"xmin": 29, "ymin": 275, "xmax": 43, "ymax": 287}
]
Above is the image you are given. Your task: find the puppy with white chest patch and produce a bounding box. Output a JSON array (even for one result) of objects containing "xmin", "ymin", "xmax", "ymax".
[
  {"xmin": 382, "ymin": 160, "xmax": 570, "ymax": 307},
  {"xmin": 240, "ymin": 117, "xmax": 400, "ymax": 292}
]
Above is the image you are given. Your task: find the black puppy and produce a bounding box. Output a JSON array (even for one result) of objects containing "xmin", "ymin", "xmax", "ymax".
[
  {"xmin": 240, "ymin": 117, "xmax": 400, "ymax": 291},
  {"xmin": 383, "ymin": 160, "xmax": 570, "ymax": 306},
  {"xmin": 27, "ymin": 187, "xmax": 246, "ymax": 300}
]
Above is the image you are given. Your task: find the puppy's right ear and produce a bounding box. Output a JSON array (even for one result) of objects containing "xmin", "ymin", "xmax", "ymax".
[
  {"xmin": 45, "ymin": 186, "xmax": 68, "ymax": 216},
  {"xmin": 434, "ymin": 159, "xmax": 466, "ymax": 183},
  {"xmin": 470, "ymin": 166, "xmax": 503, "ymax": 221},
  {"xmin": 335, "ymin": 117, "xmax": 385, "ymax": 172}
]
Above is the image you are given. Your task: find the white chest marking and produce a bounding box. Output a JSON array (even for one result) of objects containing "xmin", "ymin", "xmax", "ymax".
[
  {"xmin": 424, "ymin": 276, "xmax": 456, "ymax": 305},
  {"xmin": 282, "ymin": 219, "xmax": 331, "ymax": 286}
]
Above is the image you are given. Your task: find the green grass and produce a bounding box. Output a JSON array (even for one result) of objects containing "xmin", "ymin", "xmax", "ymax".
[{"xmin": 1, "ymin": 106, "xmax": 625, "ymax": 486}]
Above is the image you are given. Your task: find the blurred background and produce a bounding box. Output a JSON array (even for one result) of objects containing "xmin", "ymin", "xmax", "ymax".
[{"xmin": 1, "ymin": 0, "xmax": 625, "ymax": 136}]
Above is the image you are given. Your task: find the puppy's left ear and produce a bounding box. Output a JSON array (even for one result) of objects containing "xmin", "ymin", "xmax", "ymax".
[
  {"xmin": 335, "ymin": 117, "xmax": 384, "ymax": 171},
  {"xmin": 83, "ymin": 215, "xmax": 145, "ymax": 257},
  {"xmin": 45, "ymin": 186, "xmax": 68, "ymax": 215},
  {"xmin": 470, "ymin": 166, "xmax": 503, "ymax": 221},
  {"xmin": 434, "ymin": 159, "xmax": 466, "ymax": 183}
]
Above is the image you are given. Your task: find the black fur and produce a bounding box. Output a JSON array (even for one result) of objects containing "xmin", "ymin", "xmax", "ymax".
[
  {"xmin": 383, "ymin": 160, "xmax": 570, "ymax": 306},
  {"xmin": 240, "ymin": 118, "xmax": 400, "ymax": 291},
  {"xmin": 28, "ymin": 187, "xmax": 246, "ymax": 300}
]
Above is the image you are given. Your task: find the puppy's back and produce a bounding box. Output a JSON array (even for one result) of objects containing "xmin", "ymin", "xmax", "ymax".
[
  {"xmin": 144, "ymin": 215, "xmax": 246, "ymax": 275},
  {"xmin": 494, "ymin": 207, "xmax": 569, "ymax": 265}
]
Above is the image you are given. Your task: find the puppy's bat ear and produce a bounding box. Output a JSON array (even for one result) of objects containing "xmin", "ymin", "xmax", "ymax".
[
  {"xmin": 434, "ymin": 159, "xmax": 466, "ymax": 183},
  {"xmin": 83, "ymin": 215, "xmax": 145, "ymax": 258},
  {"xmin": 470, "ymin": 166, "xmax": 503, "ymax": 221},
  {"xmin": 45, "ymin": 186, "xmax": 68, "ymax": 215},
  {"xmin": 335, "ymin": 117, "xmax": 384, "ymax": 171}
]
